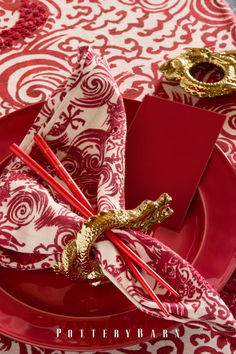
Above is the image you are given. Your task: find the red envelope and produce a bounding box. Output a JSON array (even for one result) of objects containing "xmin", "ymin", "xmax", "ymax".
[{"xmin": 125, "ymin": 95, "xmax": 226, "ymax": 230}]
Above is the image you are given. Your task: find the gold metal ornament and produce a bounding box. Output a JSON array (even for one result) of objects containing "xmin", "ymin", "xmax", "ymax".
[
  {"xmin": 159, "ymin": 48, "xmax": 236, "ymax": 97},
  {"xmin": 53, "ymin": 193, "xmax": 173, "ymax": 285}
]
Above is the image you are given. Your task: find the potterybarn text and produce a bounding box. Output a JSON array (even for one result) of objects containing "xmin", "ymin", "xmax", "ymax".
[{"xmin": 56, "ymin": 328, "xmax": 180, "ymax": 338}]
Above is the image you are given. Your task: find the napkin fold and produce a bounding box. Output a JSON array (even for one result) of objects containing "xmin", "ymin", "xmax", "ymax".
[{"xmin": 0, "ymin": 46, "xmax": 235, "ymax": 335}]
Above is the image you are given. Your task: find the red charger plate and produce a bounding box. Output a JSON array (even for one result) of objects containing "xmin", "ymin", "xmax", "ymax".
[{"xmin": 0, "ymin": 99, "xmax": 235, "ymax": 351}]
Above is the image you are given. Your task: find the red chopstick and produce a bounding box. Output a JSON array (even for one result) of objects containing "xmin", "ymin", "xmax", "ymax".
[
  {"xmin": 33, "ymin": 135, "xmax": 179, "ymax": 298},
  {"xmin": 34, "ymin": 135, "xmax": 94, "ymax": 214},
  {"xmin": 10, "ymin": 140, "xmax": 178, "ymax": 315},
  {"xmin": 10, "ymin": 144, "xmax": 92, "ymax": 219},
  {"xmin": 121, "ymin": 252, "xmax": 170, "ymax": 316}
]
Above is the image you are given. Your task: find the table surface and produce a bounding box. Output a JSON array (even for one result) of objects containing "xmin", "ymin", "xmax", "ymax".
[{"xmin": 0, "ymin": 1, "xmax": 235, "ymax": 353}]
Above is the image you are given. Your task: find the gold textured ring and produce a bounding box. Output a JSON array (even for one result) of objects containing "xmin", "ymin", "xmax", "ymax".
[
  {"xmin": 53, "ymin": 193, "xmax": 173, "ymax": 285},
  {"xmin": 159, "ymin": 48, "xmax": 236, "ymax": 97}
]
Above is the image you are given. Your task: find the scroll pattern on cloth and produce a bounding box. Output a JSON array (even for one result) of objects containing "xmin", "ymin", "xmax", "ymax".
[{"xmin": 0, "ymin": 46, "xmax": 235, "ymax": 334}]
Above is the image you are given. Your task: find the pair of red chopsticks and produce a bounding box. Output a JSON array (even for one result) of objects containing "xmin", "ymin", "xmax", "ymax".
[{"xmin": 10, "ymin": 135, "xmax": 179, "ymax": 317}]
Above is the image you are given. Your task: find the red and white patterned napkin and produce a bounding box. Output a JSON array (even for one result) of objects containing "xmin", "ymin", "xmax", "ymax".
[{"xmin": 0, "ymin": 46, "xmax": 235, "ymax": 335}]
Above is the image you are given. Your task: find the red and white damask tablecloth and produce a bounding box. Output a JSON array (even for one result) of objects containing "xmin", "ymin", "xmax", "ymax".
[{"xmin": 0, "ymin": 0, "xmax": 235, "ymax": 353}]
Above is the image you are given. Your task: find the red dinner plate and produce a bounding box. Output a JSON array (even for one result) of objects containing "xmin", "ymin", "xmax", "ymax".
[{"xmin": 0, "ymin": 100, "xmax": 235, "ymax": 351}]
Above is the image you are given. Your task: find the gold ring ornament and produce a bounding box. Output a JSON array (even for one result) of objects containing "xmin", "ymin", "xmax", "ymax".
[
  {"xmin": 54, "ymin": 193, "xmax": 173, "ymax": 285},
  {"xmin": 159, "ymin": 48, "xmax": 236, "ymax": 97}
]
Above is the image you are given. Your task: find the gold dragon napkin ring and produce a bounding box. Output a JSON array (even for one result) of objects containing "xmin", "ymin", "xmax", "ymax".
[
  {"xmin": 53, "ymin": 193, "xmax": 173, "ymax": 285},
  {"xmin": 159, "ymin": 48, "xmax": 236, "ymax": 97}
]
